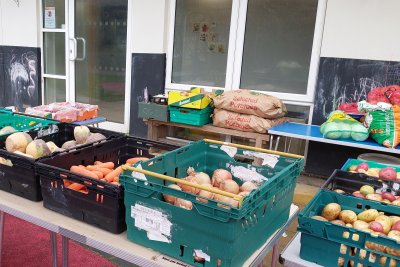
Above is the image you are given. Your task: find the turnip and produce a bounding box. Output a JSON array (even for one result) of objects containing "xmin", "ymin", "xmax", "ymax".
[{"xmin": 74, "ymin": 126, "xmax": 90, "ymax": 144}]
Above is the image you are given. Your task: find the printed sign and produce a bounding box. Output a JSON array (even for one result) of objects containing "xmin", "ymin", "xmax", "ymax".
[{"xmin": 44, "ymin": 7, "xmax": 56, "ymax": 28}]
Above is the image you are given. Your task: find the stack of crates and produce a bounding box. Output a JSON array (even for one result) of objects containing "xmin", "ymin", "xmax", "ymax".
[
  {"xmin": 298, "ymin": 158, "xmax": 400, "ymax": 267},
  {"xmin": 168, "ymin": 88, "xmax": 214, "ymax": 126}
]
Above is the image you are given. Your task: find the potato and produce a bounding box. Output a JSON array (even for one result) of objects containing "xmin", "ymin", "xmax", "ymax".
[
  {"xmin": 348, "ymin": 165, "xmax": 357, "ymax": 171},
  {"xmin": 354, "ymin": 248, "xmax": 366, "ymax": 260},
  {"xmin": 366, "ymin": 240, "xmax": 386, "ymax": 252},
  {"xmin": 339, "ymin": 210, "xmax": 357, "ymax": 224},
  {"xmin": 366, "ymin": 193, "xmax": 383, "ymax": 202},
  {"xmin": 357, "ymin": 209, "xmax": 379, "ymax": 222},
  {"xmin": 331, "ymin": 220, "xmax": 346, "ymax": 226},
  {"xmin": 346, "ymin": 223, "xmax": 353, "ymax": 228},
  {"xmin": 340, "ymin": 244, "xmax": 347, "ymax": 254},
  {"xmin": 379, "ymin": 256, "xmax": 397, "ymax": 267},
  {"xmin": 386, "ymin": 230, "xmax": 400, "ymax": 257},
  {"xmin": 321, "ymin": 203, "xmax": 341, "ymax": 221},
  {"xmin": 390, "ymin": 216, "xmax": 400, "ymax": 225},
  {"xmin": 353, "ymin": 220, "xmax": 369, "ymax": 230},
  {"xmin": 311, "ymin": 215, "xmax": 328, "ymax": 221},
  {"xmin": 375, "ymin": 215, "xmax": 392, "ymax": 234}
]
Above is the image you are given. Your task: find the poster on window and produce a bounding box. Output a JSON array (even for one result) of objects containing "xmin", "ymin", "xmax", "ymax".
[{"xmin": 44, "ymin": 7, "xmax": 56, "ymax": 28}]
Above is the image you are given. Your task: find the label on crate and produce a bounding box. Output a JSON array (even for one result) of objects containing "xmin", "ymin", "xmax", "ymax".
[
  {"xmin": 36, "ymin": 124, "xmax": 59, "ymax": 138},
  {"xmin": 243, "ymin": 151, "xmax": 279, "ymax": 168},
  {"xmin": 130, "ymin": 164, "xmax": 147, "ymax": 181},
  {"xmin": 193, "ymin": 250, "xmax": 210, "ymax": 262},
  {"xmin": 230, "ymin": 165, "xmax": 268, "ymax": 183},
  {"xmin": 131, "ymin": 203, "xmax": 172, "ymax": 243},
  {"xmin": 220, "ymin": 145, "xmax": 237, "ymax": 158}
]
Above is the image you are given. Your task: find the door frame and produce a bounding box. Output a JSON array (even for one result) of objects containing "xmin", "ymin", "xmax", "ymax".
[{"xmin": 41, "ymin": 0, "xmax": 132, "ymax": 133}]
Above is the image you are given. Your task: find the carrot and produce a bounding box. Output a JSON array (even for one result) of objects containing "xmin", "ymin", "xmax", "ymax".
[
  {"xmin": 104, "ymin": 166, "xmax": 122, "ymax": 182},
  {"xmin": 63, "ymin": 179, "xmax": 72, "ymax": 187},
  {"xmin": 126, "ymin": 157, "xmax": 149, "ymax": 165},
  {"xmin": 93, "ymin": 162, "xmax": 114, "ymax": 169},
  {"xmin": 92, "ymin": 170, "xmax": 104, "ymax": 179},
  {"xmin": 86, "ymin": 165, "xmax": 112, "ymax": 175},
  {"xmin": 68, "ymin": 183, "xmax": 85, "ymax": 191},
  {"xmin": 70, "ymin": 165, "xmax": 98, "ymax": 179}
]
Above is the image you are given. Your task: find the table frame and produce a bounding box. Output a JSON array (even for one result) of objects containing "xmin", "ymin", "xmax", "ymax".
[{"xmin": 0, "ymin": 190, "xmax": 298, "ymax": 267}]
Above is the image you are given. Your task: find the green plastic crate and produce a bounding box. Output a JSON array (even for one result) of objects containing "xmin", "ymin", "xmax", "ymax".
[
  {"xmin": 120, "ymin": 140, "xmax": 304, "ymax": 267},
  {"xmin": 138, "ymin": 102, "xmax": 169, "ymax": 122},
  {"xmin": 298, "ymin": 190, "xmax": 400, "ymax": 267},
  {"xmin": 169, "ymin": 106, "xmax": 213, "ymax": 126},
  {"xmin": 0, "ymin": 112, "xmax": 57, "ymax": 140},
  {"xmin": 342, "ymin": 158, "xmax": 400, "ymax": 172}
]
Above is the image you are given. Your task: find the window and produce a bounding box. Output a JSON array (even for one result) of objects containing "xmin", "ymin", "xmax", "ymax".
[{"xmin": 166, "ymin": 0, "xmax": 326, "ymax": 103}]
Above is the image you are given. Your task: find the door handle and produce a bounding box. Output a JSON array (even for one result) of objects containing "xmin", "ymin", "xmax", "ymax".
[
  {"xmin": 76, "ymin": 37, "xmax": 86, "ymax": 61},
  {"xmin": 69, "ymin": 38, "xmax": 77, "ymax": 60}
]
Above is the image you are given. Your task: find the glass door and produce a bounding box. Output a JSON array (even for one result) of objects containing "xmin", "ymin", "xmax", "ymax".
[{"xmin": 69, "ymin": 0, "xmax": 128, "ymax": 129}]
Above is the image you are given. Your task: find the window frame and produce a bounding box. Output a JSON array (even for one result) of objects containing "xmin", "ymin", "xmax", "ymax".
[{"xmin": 165, "ymin": 0, "xmax": 328, "ymax": 104}]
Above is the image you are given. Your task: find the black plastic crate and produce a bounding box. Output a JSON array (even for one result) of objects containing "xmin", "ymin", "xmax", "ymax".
[
  {"xmin": 322, "ymin": 169, "xmax": 400, "ymax": 197},
  {"xmin": 0, "ymin": 123, "xmax": 123, "ymax": 201},
  {"xmin": 36, "ymin": 137, "xmax": 178, "ymax": 234}
]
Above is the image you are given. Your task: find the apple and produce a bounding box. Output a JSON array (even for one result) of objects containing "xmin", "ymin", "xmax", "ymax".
[
  {"xmin": 352, "ymin": 191, "xmax": 365, "ymax": 199},
  {"xmin": 392, "ymin": 221, "xmax": 400, "ymax": 231},
  {"xmin": 360, "ymin": 185, "xmax": 374, "ymax": 196},
  {"xmin": 369, "ymin": 221, "xmax": 384, "ymax": 233},
  {"xmin": 382, "ymin": 192, "xmax": 396, "ymax": 202}
]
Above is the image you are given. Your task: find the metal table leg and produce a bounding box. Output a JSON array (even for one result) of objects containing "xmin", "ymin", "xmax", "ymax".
[
  {"xmin": 271, "ymin": 244, "xmax": 279, "ymax": 267},
  {"xmin": 50, "ymin": 231, "xmax": 58, "ymax": 267},
  {"xmin": 62, "ymin": 236, "xmax": 69, "ymax": 267},
  {"xmin": 274, "ymin": 136, "xmax": 281, "ymax": 151},
  {"xmin": 0, "ymin": 211, "xmax": 4, "ymax": 266},
  {"xmin": 269, "ymin": 135, "xmax": 274, "ymax": 150}
]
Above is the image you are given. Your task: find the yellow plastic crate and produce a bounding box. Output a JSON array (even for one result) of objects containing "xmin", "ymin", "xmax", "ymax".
[{"xmin": 168, "ymin": 88, "xmax": 212, "ymax": 109}]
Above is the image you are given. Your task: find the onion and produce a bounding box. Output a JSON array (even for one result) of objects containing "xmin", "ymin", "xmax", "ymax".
[
  {"xmin": 178, "ymin": 176, "xmax": 200, "ymax": 194},
  {"xmin": 212, "ymin": 169, "xmax": 232, "ymax": 187},
  {"xmin": 196, "ymin": 184, "xmax": 214, "ymax": 203},
  {"xmin": 187, "ymin": 167, "xmax": 211, "ymax": 185},
  {"xmin": 214, "ymin": 195, "xmax": 238, "ymax": 209},
  {"xmin": 174, "ymin": 198, "xmax": 193, "ymax": 210},
  {"xmin": 219, "ymin": 180, "xmax": 239, "ymax": 194},
  {"xmin": 240, "ymin": 181, "xmax": 258, "ymax": 192},
  {"xmin": 163, "ymin": 184, "xmax": 181, "ymax": 204}
]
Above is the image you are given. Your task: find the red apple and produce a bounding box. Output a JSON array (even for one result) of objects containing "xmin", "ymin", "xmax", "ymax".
[
  {"xmin": 356, "ymin": 163, "xmax": 369, "ymax": 172},
  {"xmin": 352, "ymin": 191, "xmax": 365, "ymax": 198},
  {"xmin": 392, "ymin": 221, "xmax": 400, "ymax": 231},
  {"xmin": 382, "ymin": 192, "xmax": 396, "ymax": 202},
  {"xmin": 369, "ymin": 221, "xmax": 384, "ymax": 233}
]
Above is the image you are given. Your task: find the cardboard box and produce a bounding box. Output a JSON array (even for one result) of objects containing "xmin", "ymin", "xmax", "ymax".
[{"xmin": 168, "ymin": 88, "xmax": 212, "ymax": 109}]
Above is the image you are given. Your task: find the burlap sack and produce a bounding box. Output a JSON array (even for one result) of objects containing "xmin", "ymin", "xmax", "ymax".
[
  {"xmin": 212, "ymin": 90, "xmax": 287, "ymax": 119},
  {"xmin": 213, "ymin": 109, "xmax": 287, "ymax": 133}
]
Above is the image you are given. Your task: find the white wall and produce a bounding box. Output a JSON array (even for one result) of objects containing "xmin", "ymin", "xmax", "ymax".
[
  {"xmin": 130, "ymin": 0, "xmax": 169, "ymax": 53},
  {"xmin": 0, "ymin": 0, "xmax": 40, "ymax": 47},
  {"xmin": 321, "ymin": 0, "xmax": 400, "ymax": 61}
]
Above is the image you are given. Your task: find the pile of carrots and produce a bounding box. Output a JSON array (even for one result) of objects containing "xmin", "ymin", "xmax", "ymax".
[{"xmin": 64, "ymin": 157, "xmax": 149, "ymax": 192}]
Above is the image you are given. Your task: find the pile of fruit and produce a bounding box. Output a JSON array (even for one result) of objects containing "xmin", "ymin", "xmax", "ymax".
[
  {"xmin": 345, "ymin": 185, "xmax": 400, "ymax": 205},
  {"xmin": 66, "ymin": 157, "xmax": 149, "ymax": 191},
  {"xmin": 3, "ymin": 126, "xmax": 105, "ymax": 159},
  {"xmin": 162, "ymin": 167, "xmax": 260, "ymax": 210},
  {"xmin": 313, "ymin": 203, "xmax": 400, "ymax": 266},
  {"xmin": 347, "ymin": 162, "xmax": 399, "ymax": 179}
]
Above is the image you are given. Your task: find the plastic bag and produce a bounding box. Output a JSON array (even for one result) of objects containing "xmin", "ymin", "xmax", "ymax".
[
  {"xmin": 320, "ymin": 110, "xmax": 369, "ymax": 141},
  {"xmin": 368, "ymin": 85, "xmax": 400, "ymax": 105},
  {"xmin": 359, "ymin": 101, "xmax": 400, "ymax": 148}
]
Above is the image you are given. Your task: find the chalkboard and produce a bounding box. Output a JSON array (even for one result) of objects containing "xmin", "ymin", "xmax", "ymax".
[
  {"xmin": 312, "ymin": 57, "xmax": 400, "ymax": 125},
  {"xmin": 0, "ymin": 45, "xmax": 41, "ymax": 110},
  {"xmin": 129, "ymin": 53, "xmax": 166, "ymax": 138}
]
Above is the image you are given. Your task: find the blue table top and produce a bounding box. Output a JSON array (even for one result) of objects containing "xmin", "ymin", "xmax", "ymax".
[
  {"xmin": 73, "ymin": 117, "xmax": 107, "ymax": 126},
  {"xmin": 268, "ymin": 122, "xmax": 400, "ymax": 153}
]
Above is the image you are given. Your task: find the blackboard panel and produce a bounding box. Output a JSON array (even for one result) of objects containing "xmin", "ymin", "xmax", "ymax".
[
  {"xmin": 312, "ymin": 57, "xmax": 400, "ymax": 125},
  {"xmin": 0, "ymin": 46, "xmax": 41, "ymax": 110},
  {"xmin": 129, "ymin": 53, "xmax": 166, "ymax": 138}
]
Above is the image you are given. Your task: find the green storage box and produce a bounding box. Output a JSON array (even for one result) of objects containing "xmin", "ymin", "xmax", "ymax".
[
  {"xmin": 0, "ymin": 112, "xmax": 57, "ymax": 140},
  {"xmin": 298, "ymin": 190, "xmax": 400, "ymax": 267},
  {"xmin": 120, "ymin": 140, "xmax": 304, "ymax": 267},
  {"xmin": 138, "ymin": 102, "xmax": 169, "ymax": 122},
  {"xmin": 169, "ymin": 106, "xmax": 213, "ymax": 126}
]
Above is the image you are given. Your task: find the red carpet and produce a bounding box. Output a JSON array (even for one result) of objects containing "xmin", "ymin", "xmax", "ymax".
[{"xmin": 2, "ymin": 214, "xmax": 116, "ymax": 267}]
